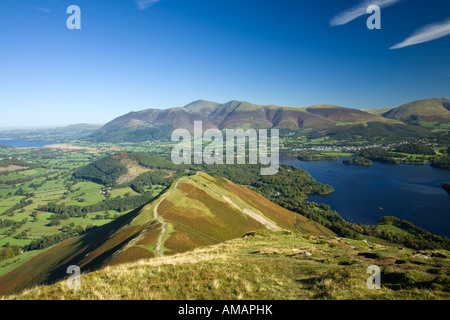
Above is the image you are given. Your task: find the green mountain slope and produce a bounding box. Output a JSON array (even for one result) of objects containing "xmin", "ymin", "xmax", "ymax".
[
  {"xmin": 306, "ymin": 105, "xmax": 399, "ymax": 124},
  {"xmin": 0, "ymin": 172, "xmax": 331, "ymax": 296},
  {"xmin": 381, "ymin": 98, "xmax": 450, "ymax": 127}
]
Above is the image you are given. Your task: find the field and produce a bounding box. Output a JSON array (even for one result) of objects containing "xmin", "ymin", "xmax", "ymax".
[{"xmin": 0, "ymin": 145, "xmax": 166, "ymax": 275}]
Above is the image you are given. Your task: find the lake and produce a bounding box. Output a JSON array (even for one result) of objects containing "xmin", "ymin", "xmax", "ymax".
[
  {"xmin": 280, "ymin": 156, "xmax": 450, "ymax": 237},
  {"xmin": 0, "ymin": 139, "xmax": 57, "ymax": 148}
]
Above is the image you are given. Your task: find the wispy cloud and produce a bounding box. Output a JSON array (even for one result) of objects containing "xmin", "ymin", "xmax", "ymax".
[
  {"xmin": 35, "ymin": 6, "xmax": 50, "ymax": 13},
  {"xmin": 390, "ymin": 19, "xmax": 450, "ymax": 49},
  {"xmin": 330, "ymin": 0, "xmax": 401, "ymax": 26},
  {"xmin": 135, "ymin": 0, "xmax": 161, "ymax": 11}
]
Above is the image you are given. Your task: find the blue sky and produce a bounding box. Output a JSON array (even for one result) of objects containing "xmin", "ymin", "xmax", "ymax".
[{"xmin": 0, "ymin": 0, "xmax": 449, "ymax": 128}]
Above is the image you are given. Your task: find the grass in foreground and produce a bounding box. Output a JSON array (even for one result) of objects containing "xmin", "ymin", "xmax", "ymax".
[{"xmin": 7, "ymin": 231, "xmax": 449, "ymax": 300}]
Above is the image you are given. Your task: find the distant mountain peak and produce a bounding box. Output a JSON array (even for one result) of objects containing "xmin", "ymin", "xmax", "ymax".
[{"xmin": 88, "ymin": 98, "xmax": 449, "ymax": 142}]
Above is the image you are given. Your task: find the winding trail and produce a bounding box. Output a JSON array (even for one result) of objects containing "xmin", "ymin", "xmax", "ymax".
[
  {"xmin": 153, "ymin": 178, "xmax": 182, "ymax": 257},
  {"xmin": 311, "ymin": 219, "xmax": 328, "ymax": 237}
]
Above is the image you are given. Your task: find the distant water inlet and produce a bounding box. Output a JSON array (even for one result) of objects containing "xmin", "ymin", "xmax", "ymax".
[
  {"xmin": 0, "ymin": 139, "xmax": 57, "ymax": 148},
  {"xmin": 280, "ymin": 156, "xmax": 450, "ymax": 237}
]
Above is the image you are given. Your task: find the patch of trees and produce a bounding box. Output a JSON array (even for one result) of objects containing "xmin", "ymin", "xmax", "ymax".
[
  {"xmin": 199, "ymin": 163, "xmax": 334, "ymax": 199},
  {"xmin": 130, "ymin": 170, "xmax": 176, "ymax": 193},
  {"xmin": 37, "ymin": 191, "xmax": 156, "ymax": 217},
  {"xmin": 129, "ymin": 152, "xmax": 181, "ymax": 170},
  {"xmin": 0, "ymin": 158, "xmax": 35, "ymax": 168},
  {"xmin": 343, "ymin": 157, "xmax": 372, "ymax": 166},
  {"xmin": 0, "ymin": 177, "xmax": 36, "ymax": 185},
  {"xmin": 394, "ymin": 143, "xmax": 436, "ymax": 155},
  {"xmin": 297, "ymin": 152, "xmax": 339, "ymax": 161},
  {"xmin": 72, "ymin": 153, "xmax": 127, "ymax": 185},
  {"xmin": 25, "ymin": 233, "xmax": 73, "ymax": 251},
  {"xmin": 1, "ymin": 198, "xmax": 33, "ymax": 217},
  {"xmin": 356, "ymin": 148, "xmax": 400, "ymax": 164},
  {"xmin": 0, "ymin": 218, "xmax": 28, "ymax": 231},
  {"xmin": 201, "ymin": 164, "xmax": 261, "ymax": 186},
  {"xmin": 430, "ymin": 156, "xmax": 450, "ymax": 170},
  {"xmin": 14, "ymin": 188, "xmax": 34, "ymax": 197},
  {"xmin": 314, "ymin": 215, "xmax": 450, "ymax": 250},
  {"xmin": 369, "ymin": 216, "xmax": 450, "ymax": 250},
  {"xmin": 0, "ymin": 244, "xmax": 21, "ymax": 262},
  {"xmin": 271, "ymin": 199, "xmax": 361, "ymax": 239},
  {"xmin": 253, "ymin": 166, "xmax": 334, "ymax": 198},
  {"xmin": 28, "ymin": 180, "xmax": 46, "ymax": 190},
  {"xmin": 440, "ymin": 182, "xmax": 450, "ymax": 194}
]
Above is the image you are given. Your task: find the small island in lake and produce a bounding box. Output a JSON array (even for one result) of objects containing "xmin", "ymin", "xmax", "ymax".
[
  {"xmin": 343, "ymin": 157, "xmax": 372, "ymax": 166},
  {"xmin": 441, "ymin": 182, "xmax": 450, "ymax": 194}
]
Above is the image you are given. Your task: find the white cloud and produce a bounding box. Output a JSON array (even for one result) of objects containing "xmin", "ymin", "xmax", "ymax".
[
  {"xmin": 390, "ymin": 19, "xmax": 450, "ymax": 49},
  {"xmin": 330, "ymin": 0, "xmax": 401, "ymax": 26},
  {"xmin": 135, "ymin": 0, "xmax": 161, "ymax": 11},
  {"xmin": 35, "ymin": 7, "xmax": 50, "ymax": 13}
]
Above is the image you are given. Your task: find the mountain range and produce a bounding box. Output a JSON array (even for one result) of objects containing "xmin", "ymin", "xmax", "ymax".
[{"xmin": 89, "ymin": 98, "xmax": 450, "ymax": 142}]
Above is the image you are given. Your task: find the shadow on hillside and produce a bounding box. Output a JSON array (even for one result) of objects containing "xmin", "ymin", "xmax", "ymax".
[
  {"xmin": 0, "ymin": 190, "xmax": 166, "ymax": 296},
  {"xmin": 43, "ymin": 205, "xmax": 145, "ymax": 286}
]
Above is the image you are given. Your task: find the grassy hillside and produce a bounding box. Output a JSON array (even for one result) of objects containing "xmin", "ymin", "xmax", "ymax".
[
  {"xmin": 381, "ymin": 98, "xmax": 450, "ymax": 128},
  {"xmin": 305, "ymin": 105, "xmax": 398, "ymax": 125},
  {"xmin": 0, "ymin": 172, "xmax": 331, "ymax": 296},
  {"xmin": 7, "ymin": 230, "xmax": 449, "ymax": 300}
]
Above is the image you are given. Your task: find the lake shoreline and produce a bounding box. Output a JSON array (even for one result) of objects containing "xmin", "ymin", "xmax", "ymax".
[{"xmin": 280, "ymin": 155, "xmax": 450, "ymax": 237}]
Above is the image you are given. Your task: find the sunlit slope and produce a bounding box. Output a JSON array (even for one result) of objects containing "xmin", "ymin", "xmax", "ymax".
[
  {"xmin": 9, "ymin": 231, "xmax": 450, "ymax": 300},
  {"xmin": 117, "ymin": 172, "xmax": 332, "ymax": 258},
  {"xmin": 381, "ymin": 98, "xmax": 450, "ymax": 125},
  {"xmin": 305, "ymin": 105, "xmax": 400, "ymax": 125},
  {"xmin": 0, "ymin": 172, "xmax": 331, "ymax": 296}
]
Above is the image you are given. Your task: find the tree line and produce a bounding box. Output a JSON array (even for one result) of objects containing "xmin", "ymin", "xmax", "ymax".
[
  {"xmin": 394, "ymin": 143, "xmax": 436, "ymax": 155},
  {"xmin": 0, "ymin": 244, "xmax": 21, "ymax": 262},
  {"xmin": 37, "ymin": 191, "xmax": 157, "ymax": 217},
  {"xmin": 431, "ymin": 156, "xmax": 450, "ymax": 170}
]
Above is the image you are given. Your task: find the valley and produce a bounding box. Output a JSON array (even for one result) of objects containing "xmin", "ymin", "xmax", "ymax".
[
  {"xmin": 0, "ymin": 97, "xmax": 449, "ymax": 299},
  {"xmin": 3, "ymin": 0, "xmax": 450, "ymax": 305}
]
